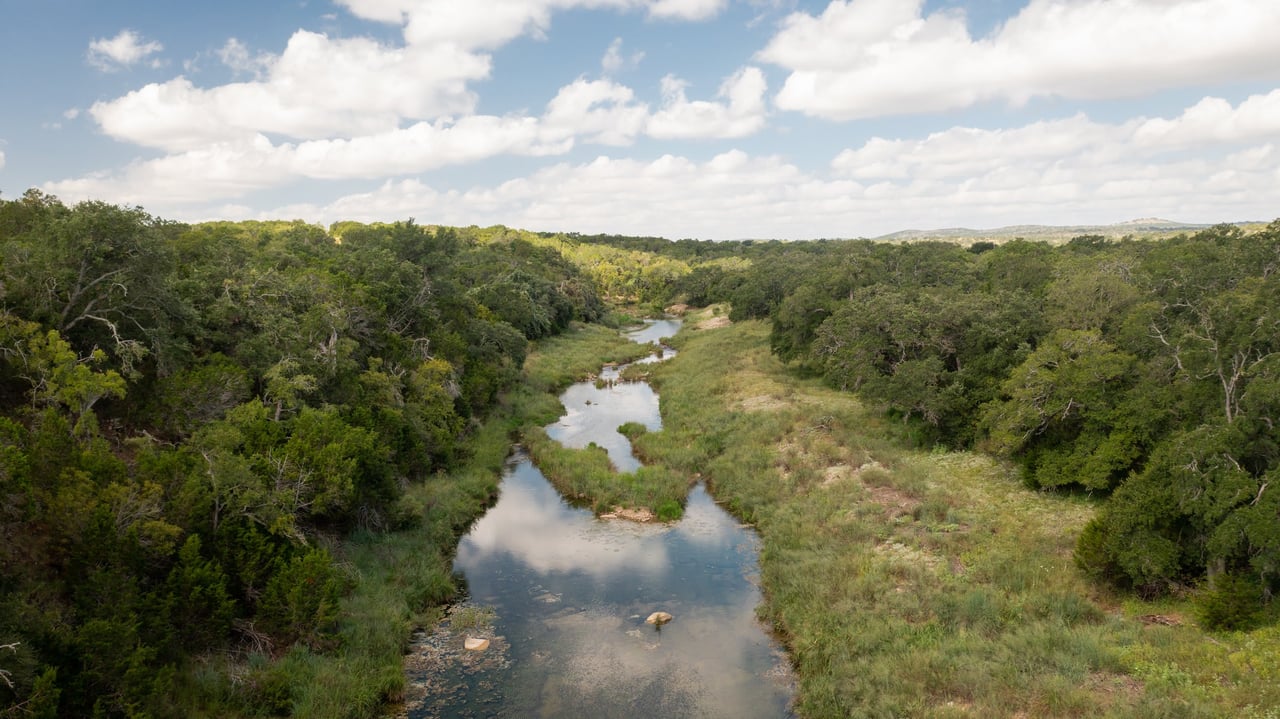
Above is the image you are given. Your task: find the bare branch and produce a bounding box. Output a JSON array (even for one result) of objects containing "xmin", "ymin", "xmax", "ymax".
[{"xmin": 1, "ymin": 640, "xmax": 19, "ymax": 690}]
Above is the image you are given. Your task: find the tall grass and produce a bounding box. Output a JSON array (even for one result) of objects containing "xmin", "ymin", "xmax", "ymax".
[
  {"xmin": 627, "ymin": 310, "xmax": 1280, "ymax": 718},
  {"xmin": 515, "ymin": 322, "xmax": 692, "ymax": 518},
  {"xmin": 523, "ymin": 426, "xmax": 688, "ymax": 515}
]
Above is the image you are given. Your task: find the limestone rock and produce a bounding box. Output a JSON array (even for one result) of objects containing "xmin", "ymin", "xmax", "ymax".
[
  {"xmin": 603, "ymin": 506, "xmax": 655, "ymax": 522},
  {"xmin": 463, "ymin": 637, "xmax": 490, "ymax": 651},
  {"xmin": 645, "ymin": 611, "xmax": 673, "ymax": 626}
]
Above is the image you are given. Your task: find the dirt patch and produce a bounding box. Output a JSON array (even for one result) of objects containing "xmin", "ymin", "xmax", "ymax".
[
  {"xmin": 1084, "ymin": 671, "xmax": 1144, "ymax": 708},
  {"xmin": 821, "ymin": 464, "xmax": 853, "ymax": 486},
  {"xmin": 737, "ymin": 394, "xmax": 789, "ymax": 412},
  {"xmin": 665, "ymin": 303, "xmax": 689, "ymax": 315},
  {"xmin": 873, "ymin": 540, "xmax": 943, "ymax": 572},
  {"xmin": 697, "ymin": 316, "xmax": 732, "ymax": 330},
  {"xmin": 600, "ymin": 506, "xmax": 656, "ymax": 522},
  {"xmin": 1137, "ymin": 614, "xmax": 1183, "ymax": 627},
  {"xmin": 865, "ymin": 483, "xmax": 920, "ymax": 519}
]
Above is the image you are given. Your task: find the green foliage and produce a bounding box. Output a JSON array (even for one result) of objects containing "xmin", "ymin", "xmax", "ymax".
[
  {"xmin": 1076, "ymin": 423, "xmax": 1279, "ymax": 596},
  {"xmin": 655, "ymin": 498, "xmax": 683, "ymax": 522},
  {"xmin": 1197, "ymin": 574, "xmax": 1265, "ymax": 631},
  {"xmin": 0, "ymin": 318, "xmax": 126, "ymax": 433},
  {"xmin": 982, "ymin": 329, "xmax": 1141, "ymax": 489},
  {"xmin": 0, "ymin": 195, "xmax": 606, "ymax": 716},
  {"xmin": 164, "ymin": 536, "xmax": 236, "ymax": 650},
  {"xmin": 770, "ymin": 284, "xmax": 836, "ymax": 365},
  {"xmin": 151, "ymin": 353, "xmax": 252, "ymax": 437},
  {"xmin": 258, "ymin": 550, "xmax": 347, "ymax": 651},
  {"xmin": 0, "ymin": 193, "xmax": 178, "ymax": 375},
  {"xmin": 813, "ymin": 286, "xmax": 1043, "ymax": 445}
]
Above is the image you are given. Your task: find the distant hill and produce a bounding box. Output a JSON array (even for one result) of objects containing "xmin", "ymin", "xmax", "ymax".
[{"xmin": 874, "ymin": 218, "xmax": 1228, "ymax": 244}]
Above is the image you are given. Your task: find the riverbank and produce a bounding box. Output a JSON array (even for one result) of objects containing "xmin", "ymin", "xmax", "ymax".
[
  {"xmin": 519, "ymin": 322, "xmax": 691, "ymax": 520},
  {"xmin": 266, "ymin": 323, "xmax": 656, "ymax": 718},
  {"xmin": 284, "ymin": 314, "xmax": 1280, "ymax": 717},
  {"xmin": 631, "ymin": 309, "xmax": 1280, "ymax": 717}
]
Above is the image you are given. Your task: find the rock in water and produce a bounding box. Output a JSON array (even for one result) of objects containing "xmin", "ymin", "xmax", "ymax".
[
  {"xmin": 464, "ymin": 637, "xmax": 490, "ymax": 651},
  {"xmin": 645, "ymin": 611, "xmax": 673, "ymax": 626}
]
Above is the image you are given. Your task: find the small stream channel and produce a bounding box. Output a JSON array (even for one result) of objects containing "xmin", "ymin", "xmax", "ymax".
[{"xmin": 402, "ymin": 320, "xmax": 795, "ymax": 718}]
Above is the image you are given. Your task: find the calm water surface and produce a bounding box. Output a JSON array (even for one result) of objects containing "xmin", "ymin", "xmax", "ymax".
[
  {"xmin": 543, "ymin": 366, "xmax": 661, "ymax": 473},
  {"xmin": 625, "ymin": 318, "xmax": 682, "ymax": 346},
  {"xmin": 405, "ymin": 318, "xmax": 794, "ymax": 718},
  {"xmin": 544, "ymin": 319, "xmax": 677, "ymax": 472}
]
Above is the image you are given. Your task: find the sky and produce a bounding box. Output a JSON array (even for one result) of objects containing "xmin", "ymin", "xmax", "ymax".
[{"xmin": 1, "ymin": 0, "xmax": 1279, "ymax": 240}]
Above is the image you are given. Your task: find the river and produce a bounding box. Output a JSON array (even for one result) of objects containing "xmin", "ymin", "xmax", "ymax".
[{"xmin": 402, "ymin": 320, "xmax": 794, "ymax": 718}]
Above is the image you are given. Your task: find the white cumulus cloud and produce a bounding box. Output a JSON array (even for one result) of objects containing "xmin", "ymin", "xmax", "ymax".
[
  {"xmin": 233, "ymin": 90, "xmax": 1280, "ymax": 239},
  {"xmin": 61, "ymin": 61, "xmax": 770, "ymax": 206},
  {"xmin": 87, "ymin": 29, "xmax": 163, "ymax": 71},
  {"xmin": 647, "ymin": 67, "xmax": 768, "ymax": 139},
  {"xmin": 90, "ymin": 31, "xmax": 488, "ymax": 151},
  {"xmin": 217, "ymin": 38, "xmax": 273, "ymax": 78},
  {"xmin": 648, "ymin": 0, "xmax": 727, "ymax": 21},
  {"xmin": 832, "ymin": 89, "xmax": 1280, "ymax": 183},
  {"xmin": 761, "ymin": 0, "xmax": 1280, "ymax": 120},
  {"xmin": 543, "ymin": 78, "xmax": 651, "ymax": 145},
  {"xmin": 1133, "ymin": 91, "xmax": 1280, "ymax": 149},
  {"xmin": 337, "ymin": 0, "xmax": 727, "ymax": 49}
]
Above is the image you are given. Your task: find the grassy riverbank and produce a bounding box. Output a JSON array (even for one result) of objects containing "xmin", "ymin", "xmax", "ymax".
[
  {"xmin": 234, "ymin": 323, "xmax": 655, "ymax": 718},
  {"xmin": 517, "ymin": 323, "xmax": 690, "ymax": 519},
  {"xmin": 274, "ymin": 314, "xmax": 1279, "ymax": 718},
  {"xmin": 627, "ymin": 309, "xmax": 1280, "ymax": 718}
]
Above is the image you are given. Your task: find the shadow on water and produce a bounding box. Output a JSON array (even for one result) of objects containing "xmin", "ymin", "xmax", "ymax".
[{"xmin": 402, "ymin": 319, "xmax": 795, "ymax": 718}]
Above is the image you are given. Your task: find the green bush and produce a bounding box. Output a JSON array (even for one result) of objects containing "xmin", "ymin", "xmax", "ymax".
[
  {"xmin": 258, "ymin": 550, "xmax": 348, "ymax": 650},
  {"xmin": 655, "ymin": 499, "xmax": 683, "ymax": 522},
  {"xmin": 1196, "ymin": 573, "xmax": 1264, "ymax": 631}
]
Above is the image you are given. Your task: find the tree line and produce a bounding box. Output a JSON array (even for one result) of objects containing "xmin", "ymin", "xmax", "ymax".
[
  {"xmin": 651, "ymin": 224, "xmax": 1280, "ymax": 629},
  {"xmin": 0, "ymin": 191, "xmax": 603, "ymax": 716}
]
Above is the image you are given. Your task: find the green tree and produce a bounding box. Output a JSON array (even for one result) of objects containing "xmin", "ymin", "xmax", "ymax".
[
  {"xmin": 257, "ymin": 549, "xmax": 346, "ymax": 650},
  {"xmin": 163, "ymin": 535, "xmax": 236, "ymax": 650},
  {"xmin": 0, "ymin": 317, "xmax": 126, "ymax": 434},
  {"xmin": 982, "ymin": 329, "xmax": 1142, "ymax": 489},
  {"xmin": 1078, "ymin": 423, "xmax": 1278, "ymax": 598},
  {"xmin": 0, "ymin": 198, "xmax": 178, "ymax": 374}
]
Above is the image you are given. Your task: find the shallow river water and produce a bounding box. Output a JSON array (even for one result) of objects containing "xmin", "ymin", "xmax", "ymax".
[{"xmin": 403, "ymin": 320, "xmax": 794, "ymax": 718}]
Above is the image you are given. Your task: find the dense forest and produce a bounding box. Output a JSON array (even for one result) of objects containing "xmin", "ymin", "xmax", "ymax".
[
  {"xmin": 668, "ymin": 223, "xmax": 1280, "ymax": 628},
  {"xmin": 0, "ymin": 190, "xmax": 605, "ymax": 716},
  {"xmin": 2, "ymin": 188, "xmax": 1277, "ymax": 716}
]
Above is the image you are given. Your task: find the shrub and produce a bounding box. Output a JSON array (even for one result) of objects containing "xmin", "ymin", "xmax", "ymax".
[
  {"xmin": 258, "ymin": 550, "xmax": 348, "ymax": 651},
  {"xmin": 655, "ymin": 499, "xmax": 683, "ymax": 522},
  {"xmin": 1196, "ymin": 573, "xmax": 1264, "ymax": 631}
]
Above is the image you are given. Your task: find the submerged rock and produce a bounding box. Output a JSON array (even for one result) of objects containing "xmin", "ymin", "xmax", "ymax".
[{"xmin": 645, "ymin": 611, "xmax": 673, "ymax": 626}]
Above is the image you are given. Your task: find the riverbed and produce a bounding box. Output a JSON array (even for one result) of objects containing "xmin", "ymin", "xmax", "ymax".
[{"xmin": 402, "ymin": 320, "xmax": 794, "ymax": 718}]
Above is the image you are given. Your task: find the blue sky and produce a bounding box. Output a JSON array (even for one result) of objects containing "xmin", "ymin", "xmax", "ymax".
[{"xmin": 2, "ymin": 0, "xmax": 1278, "ymax": 239}]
